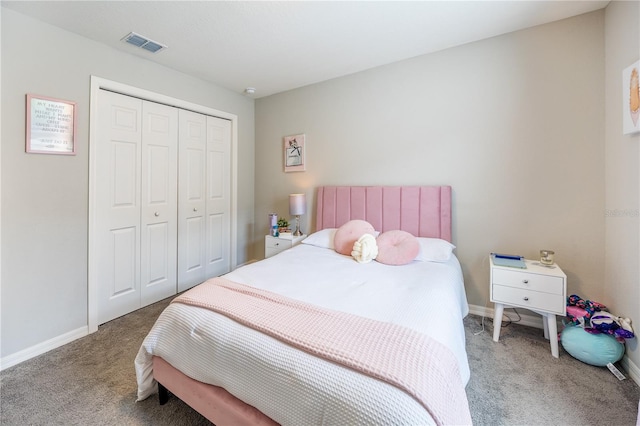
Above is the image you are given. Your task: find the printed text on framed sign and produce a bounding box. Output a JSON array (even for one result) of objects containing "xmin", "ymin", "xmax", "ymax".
[{"xmin": 26, "ymin": 93, "xmax": 77, "ymax": 155}]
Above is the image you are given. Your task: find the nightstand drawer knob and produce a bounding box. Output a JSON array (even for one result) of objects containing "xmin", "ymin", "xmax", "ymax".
[
  {"xmin": 154, "ymin": 212, "xmax": 160, "ymax": 217},
  {"xmin": 523, "ymin": 296, "xmax": 529, "ymax": 301},
  {"xmin": 275, "ymin": 242, "xmax": 279, "ymax": 246},
  {"xmin": 523, "ymin": 279, "xmax": 529, "ymax": 284}
]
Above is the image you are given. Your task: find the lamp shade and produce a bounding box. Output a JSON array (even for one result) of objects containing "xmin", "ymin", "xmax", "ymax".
[{"xmin": 289, "ymin": 193, "xmax": 306, "ymax": 216}]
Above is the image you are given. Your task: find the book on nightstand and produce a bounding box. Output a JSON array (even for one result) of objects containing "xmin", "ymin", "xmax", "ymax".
[{"xmin": 491, "ymin": 252, "xmax": 527, "ymax": 269}]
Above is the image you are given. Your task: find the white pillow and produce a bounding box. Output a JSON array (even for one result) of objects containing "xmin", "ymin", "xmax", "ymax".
[
  {"xmin": 415, "ymin": 237, "xmax": 456, "ymax": 262},
  {"xmin": 300, "ymin": 228, "xmax": 337, "ymax": 249}
]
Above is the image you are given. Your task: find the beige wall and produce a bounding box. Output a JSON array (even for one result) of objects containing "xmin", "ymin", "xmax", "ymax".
[
  {"xmin": 604, "ymin": 0, "xmax": 640, "ymax": 371},
  {"xmin": 256, "ymin": 11, "xmax": 605, "ymax": 312},
  {"xmin": 1, "ymin": 8, "xmax": 255, "ymax": 358}
]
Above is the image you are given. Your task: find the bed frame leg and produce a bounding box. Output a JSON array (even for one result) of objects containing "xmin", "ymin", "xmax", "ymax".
[{"xmin": 158, "ymin": 382, "xmax": 169, "ymax": 405}]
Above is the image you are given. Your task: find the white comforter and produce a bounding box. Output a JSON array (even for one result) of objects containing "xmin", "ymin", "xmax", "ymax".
[{"xmin": 136, "ymin": 244, "xmax": 470, "ymax": 425}]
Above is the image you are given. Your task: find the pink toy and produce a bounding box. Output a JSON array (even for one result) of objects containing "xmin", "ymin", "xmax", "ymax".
[{"xmin": 566, "ymin": 306, "xmax": 588, "ymax": 327}]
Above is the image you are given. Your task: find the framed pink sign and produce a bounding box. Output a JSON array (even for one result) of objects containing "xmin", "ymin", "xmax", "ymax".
[
  {"xmin": 622, "ymin": 60, "xmax": 640, "ymax": 135},
  {"xmin": 26, "ymin": 93, "xmax": 77, "ymax": 155},
  {"xmin": 284, "ymin": 133, "xmax": 305, "ymax": 172}
]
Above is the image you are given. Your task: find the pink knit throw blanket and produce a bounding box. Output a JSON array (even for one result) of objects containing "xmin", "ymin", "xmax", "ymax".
[{"xmin": 173, "ymin": 277, "xmax": 472, "ymax": 426}]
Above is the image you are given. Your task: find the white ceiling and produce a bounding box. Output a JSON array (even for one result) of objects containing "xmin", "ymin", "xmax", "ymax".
[{"xmin": 3, "ymin": 1, "xmax": 609, "ymax": 98}]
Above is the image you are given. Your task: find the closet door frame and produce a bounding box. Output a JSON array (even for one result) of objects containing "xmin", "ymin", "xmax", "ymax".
[{"xmin": 87, "ymin": 76, "xmax": 238, "ymax": 333}]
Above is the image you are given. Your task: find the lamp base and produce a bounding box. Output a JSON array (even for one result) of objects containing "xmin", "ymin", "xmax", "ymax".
[{"xmin": 293, "ymin": 215, "xmax": 303, "ymax": 236}]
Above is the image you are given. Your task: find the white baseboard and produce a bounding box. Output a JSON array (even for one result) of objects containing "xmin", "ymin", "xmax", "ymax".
[
  {"xmin": 0, "ymin": 326, "xmax": 88, "ymax": 371},
  {"xmin": 468, "ymin": 303, "xmax": 640, "ymax": 388},
  {"xmin": 620, "ymin": 353, "xmax": 640, "ymax": 387},
  {"xmin": 236, "ymin": 258, "xmax": 259, "ymax": 268},
  {"xmin": 468, "ymin": 303, "xmax": 547, "ymax": 329}
]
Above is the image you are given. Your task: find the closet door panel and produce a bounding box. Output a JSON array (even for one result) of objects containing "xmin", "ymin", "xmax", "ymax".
[
  {"xmin": 96, "ymin": 90, "xmax": 142, "ymax": 324},
  {"xmin": 186, "ymin": 149, "xmax": 205, "ymax": 200},
  {"xmin": 185, "ymin": 216, "xmax": 205, "ymax": 268},
  {"xmin": 112, "ymin": 142, "xmax": 137, "ymax": 215},
  {"xmin": 141, "ymin": 101, "xmax": 178, "ymax": 306},
  {"xmin": 111, "ymin": 227, "xmax": 137, "ymax": 295},
  {"xmin": 205, "ymin": 116, "xmax": 231, "ymax": 277},
  {"xmin": 207, "ymin": 213, "xmax": 224, "ymax": 262},
  {"xmin": 145, "ymin": 222, "xmax": 170, "ymax": 282},
  {"xmin": 178, "ymin": 110, "xmax": 207, "ymax": 291},
  {"xmin": 207, "ymin": 151, "xmax": 224, "ymax": 266}
]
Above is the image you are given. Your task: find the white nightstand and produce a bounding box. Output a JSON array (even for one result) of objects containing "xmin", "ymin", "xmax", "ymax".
[
  {"xmin": 490, "ymin": 258, "xmax": 567, "ymax": 358},
  {"xmin": 265, "ymin": 234, "xmax": 306, "ymax": 258}
]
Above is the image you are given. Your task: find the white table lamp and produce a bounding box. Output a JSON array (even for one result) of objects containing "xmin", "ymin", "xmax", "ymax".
[{"xmin": 289, "ymin": 193, "xmax": 306, "ymax": 236}]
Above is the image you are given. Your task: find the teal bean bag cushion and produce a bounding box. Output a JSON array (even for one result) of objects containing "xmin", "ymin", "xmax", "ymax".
[{"xmin": 561, "ymin": 326, "xmax": 625, "ymax": 366}]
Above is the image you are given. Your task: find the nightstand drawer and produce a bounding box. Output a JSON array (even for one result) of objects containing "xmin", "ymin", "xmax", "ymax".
[
  {"xmin": 265, "ymin": 238, "xmax": 292, "ymax": 250},
  {"xmin": 493, "ymin": 268, "xmax": 563, "ymax": 295},
  {"xmin": 264, "ymin": 235, "xmax": 306, "ymax": 259},
  {"xmin": 492, "ymin": 284, "xmax": 565, "ymax": 315}
]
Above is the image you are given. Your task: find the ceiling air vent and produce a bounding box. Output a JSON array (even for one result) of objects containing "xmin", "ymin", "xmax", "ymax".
[{"xmin": 121, "ymin": 32, "xmax": 166, "ymax": 53}]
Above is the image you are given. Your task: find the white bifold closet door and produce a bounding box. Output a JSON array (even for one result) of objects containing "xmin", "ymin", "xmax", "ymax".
[
  {"xmin": 95, "ymin": 90, "xmax": 178, "ymax": 325},
  {"xmin": 94, "ymin": 90, "xmax": 231, "ymax": 324},
  {"xmin": 177, "ymin": 110, "xmax": 231, "ymax": 292}
]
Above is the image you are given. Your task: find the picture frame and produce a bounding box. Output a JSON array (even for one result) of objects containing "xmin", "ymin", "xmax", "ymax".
[
  {"xmin": 26, "ymin": 93, "xmax": 77, "ymax": 155},
  {"xmin": 622, "ymin": 60, "xmax": 640, "ymax": 135},
  {"xmin": 283, "ymin": 133, "xmax": 305, "ymax": 172}
]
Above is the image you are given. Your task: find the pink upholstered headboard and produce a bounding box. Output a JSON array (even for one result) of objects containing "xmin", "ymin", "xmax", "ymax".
[{"xmin": 316, "ymin": 186, "xmax": 452, "ymax": 242}]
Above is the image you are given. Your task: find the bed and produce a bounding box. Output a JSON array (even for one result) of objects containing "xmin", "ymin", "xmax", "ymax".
[{"xmin": 135, "ymin": 185, "xmax": 471, "ymax": 425}]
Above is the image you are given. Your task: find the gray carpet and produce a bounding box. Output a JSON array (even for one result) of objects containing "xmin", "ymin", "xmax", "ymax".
[
  {"xmin": 1, "ymin": 297, "xmax": 639, "ymax": 425},
  {"xmin": 465, "ymin": 315, "xmax": 640, "ymax": 425}
]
